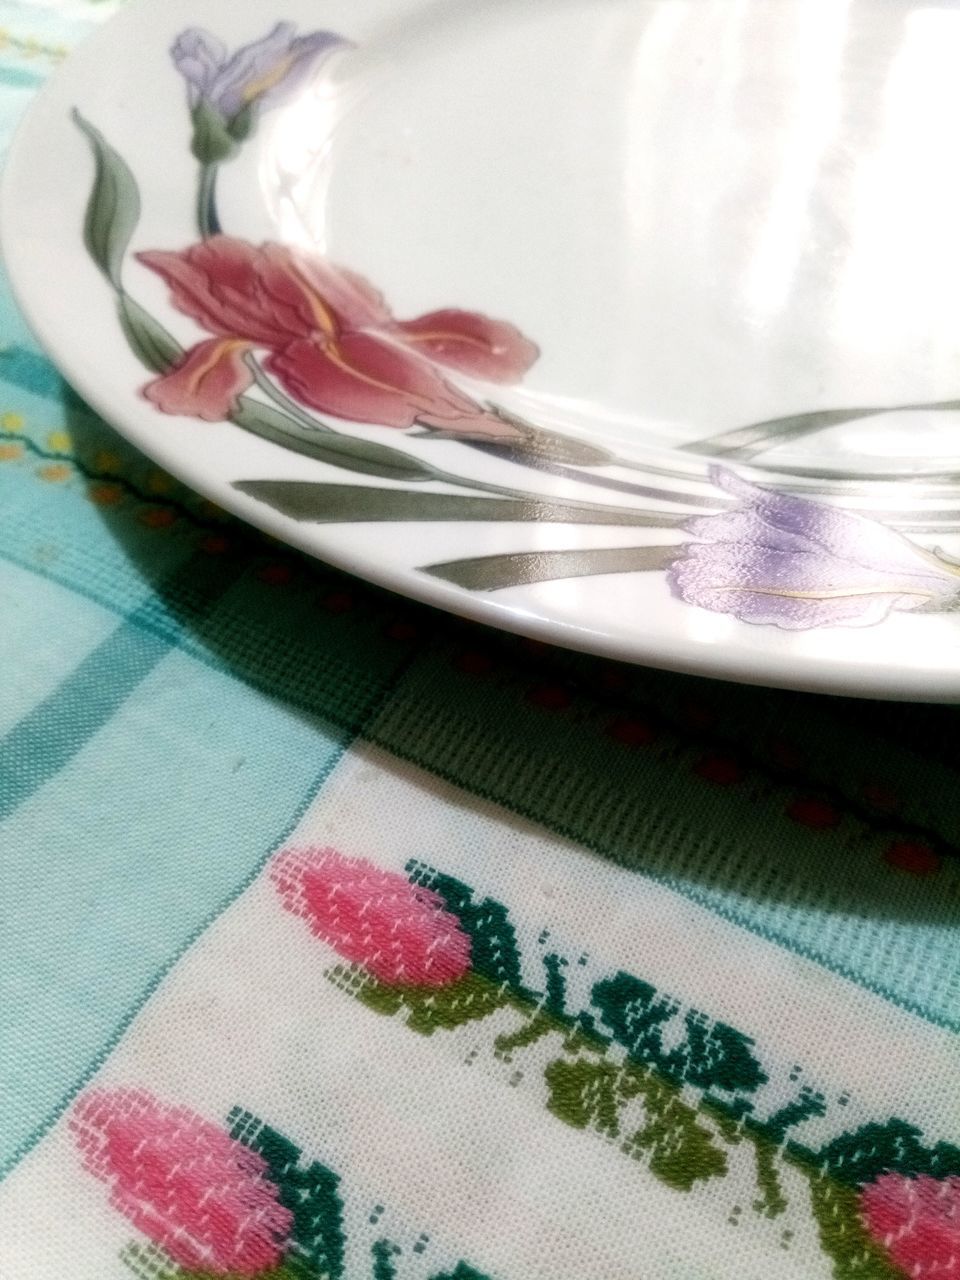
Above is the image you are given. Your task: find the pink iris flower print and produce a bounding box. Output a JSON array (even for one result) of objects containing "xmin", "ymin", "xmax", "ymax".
[
  {"xmin": 71, "ymin": 1088, "xmax": 292, "ymax": 1276},
  {"xmin": 137, "ymin": 236, "xmax": 539, "ymax": 439},
  {"xmin": 860, "ymin": 1171, "xmax": 960, "ymax": 1278},
  {"xmin": 271, "ymin": 846, "xmax": 472, "ymax": 986}
]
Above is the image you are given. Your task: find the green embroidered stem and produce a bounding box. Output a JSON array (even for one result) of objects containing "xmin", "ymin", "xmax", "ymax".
[
  {"xmin": 560, "ymin": 1024, "xmax": 609, "ymax": 1057},
  {"xmin": 494, "ymin": 1009, "xmax": 556, "ymax": 1059},
  {"xmin": 783, "ymin": 1150, "xmax": 904, "ymax": 1280},
  {"xmin": 328, "ymin": 966, "xmax": 511, "ymax": 1036},
  {"xmin": 751, "ymin": 1135, "xmax": 788, "ymax": 1219},
  {"xmin": 763, "ymin": 1087, "xmax": 827, "ymax": 1142},
  {"xmin": 541, "ymin": 952, "xmax": 568, "ymax": 1017},
  {"xmin": 371, "ymin": 1240, "xmax": 400, "ymax": 1280},
  {"xmin": 119, "ymin": 1242, "xmax": 178, "ymax": 1280}
]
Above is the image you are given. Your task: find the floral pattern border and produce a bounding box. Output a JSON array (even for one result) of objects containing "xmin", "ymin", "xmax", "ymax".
[
  {"xmin": 272, "ymin": 847, "xmax": 960, "ymax": 1280},
  {"xmin": 68, "ymin": 847, "xmax": 960, "ymax": 1280}
]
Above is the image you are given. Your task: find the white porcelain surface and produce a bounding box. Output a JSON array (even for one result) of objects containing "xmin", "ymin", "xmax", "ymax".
[{"xmin": 6, "ymin": 0, "xmax": 960, "ymax": 698}]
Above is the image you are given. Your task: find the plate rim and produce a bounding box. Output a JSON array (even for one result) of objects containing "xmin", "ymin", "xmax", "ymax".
[{"xmin": 4, "ymin": 0, "xmax": 960, "ymax": 702}]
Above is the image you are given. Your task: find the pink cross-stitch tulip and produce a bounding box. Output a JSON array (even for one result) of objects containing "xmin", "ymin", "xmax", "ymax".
[
  {"xmin": 861, "ymin": 1171, "xmax": 960, "ymax": 1278},
  {"xmin": 71, "ymin": 1088, "xmax": 292, "ymax": 1276},
  {"xmin": 271, "ymin": 846, "xmax": 472, "ymax": 986}
]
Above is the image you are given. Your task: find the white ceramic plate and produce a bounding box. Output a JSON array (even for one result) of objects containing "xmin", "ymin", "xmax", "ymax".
[{"xmin": 6, "ymin": 0, "xmax": 960, "ymax": 699}]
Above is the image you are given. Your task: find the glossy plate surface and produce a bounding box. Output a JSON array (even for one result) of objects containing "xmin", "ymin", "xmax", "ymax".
[{"xmin": 6, "ymin": 0, "xmax": 960, "ymax": 698}]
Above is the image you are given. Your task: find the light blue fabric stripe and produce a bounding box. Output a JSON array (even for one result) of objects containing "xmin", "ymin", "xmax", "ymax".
[
  {"xmin": 0, "ymin": 63, "xmax": 43, "ymax": 88},
  {"xmin": 0, "ymin": 655, "xmax": 356, "ymax": 1176},
  {"xmin": 0, "ymin": 496, "xmax": 414, "ymax": 1177},
  {"xmin": 657, "ymin": 880, "xmax": 959, "ymax": 1035},
  {"xmin": 0, "ymin": 560, "xmax": 117, "ymax": 737},
  {"xmin": 0, "ymin": 615, "xmax": 168, "ymax": 819},
  {"xmin": 0, "ymin": 554, "xmax": 232, "ymax": 821}
]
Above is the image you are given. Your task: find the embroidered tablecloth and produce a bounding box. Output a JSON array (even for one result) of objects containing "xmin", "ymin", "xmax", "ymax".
[{"xmin": 1, "ymin": 3, "xmax": 959, "ymax": 1278}]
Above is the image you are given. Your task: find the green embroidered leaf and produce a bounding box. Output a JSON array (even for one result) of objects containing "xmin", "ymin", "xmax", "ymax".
[
  {"xmin": 177, "ymin": 1266, "xmax": 309, "ymax": 1280},
  {"xmin": 117, "ymin": 293, "xmax": 182, "ymax": 374},
  {"xmin": 227, "ymin": 1110, "xmax": 345, "ymax": 1279},
  {"xmin": 591, "ymin": 971, "xmax": 681, "ymax": 1071},
  {"xmin": 229, "ymin": 402, "xmax": 450, "ymax": 482},
  {"xmin": 541, "ymin": 953, "xmax": 568, "ymax": 1017},
  {"xmin": 622, "ymin": 1070, "xmax": 728, "ymax": 1191},
  {"xmin": 234, "ymin": 480, "xmax": 686, "ymax": 528},
  {"xmin": 751, "ymin": 1134, "xmax": 789, "ymax": 1219},
  {"xmin": 815, "ymin": 1118, "xmax": 960, "ymax": 1188},
  {"xmin": 591, "ymin": 972, "xmax": 768, "ymax": 1098},
  {"xmin": 402, "ymin": 972, "xmax": 508, "ymax": 1035},
  {"xmin": 119, "ymin": 1242, "xmax": 179, "ymax": 1280},
  {"xmin": 423, "ymin": 544, "xmax": 677, "ymax": 590},
  {"xmin": 761, "ymin": 1085, "xmax": 827, "ymax": 1142},
  {"xmin": 73, "ymin": 110, "xmax": 140, "ymax": 290},
  {"xmin": 376, "ymin": 1247, "xmax": 496, "ymax": 1280},
  {"xmin": 545, "ymin": 1057, "xmax": 642, "ymax": 1139},
  {"xmin": 928, "ymin": 1140, "xmax": 960, "ymax": 1178},
  {"xmin": 372, "ymin": 1240, "xmax": 401, "ymax": 1280},
  {"xmin": 329, "ymin": 965, "xmax": 509, "ymax": 1035},
  {"xmin": 675, "ymin": 1010, "xmax": 768, "ymax": 1095},
  {"xmin": 405, "ymin": 863, "xmax": 524, "ymax": 990},
  {"xmin": 494, "ymin": 1010, "xmax": 558, "ymax": 1059},
  {"xmin": 329, "ymin": 965, "xmax": 406, "ymax": 1017},
  {"xmin": 431, "ymin": 1266, "xmax": 498, "ymax": 1280}
]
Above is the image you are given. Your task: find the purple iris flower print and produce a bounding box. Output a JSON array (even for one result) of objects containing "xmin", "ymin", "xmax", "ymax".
[
  {"xmin": 668, "ymin": 468, "xmax": 960, "ymax": 629},
  {"xmin": 172, "ymin": 23, "xmax": 349, "ymax": 129}
]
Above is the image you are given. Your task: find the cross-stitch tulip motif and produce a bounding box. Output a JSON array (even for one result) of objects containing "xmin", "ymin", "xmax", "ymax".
[
  {"xmin": 271, "ymin": 846, "xmax": 472, "ymax": 987},
  {"xmin": 860, "ymin": 1172, "xmax": 960, "ymax": 1279},
  {"xmin": 72, "ymin": 1092, "xmax": 495, "ymax": 1280},
  {"xmin": 71, "ymin": 1089, "xmax": 291, "ymax": 1276}
]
